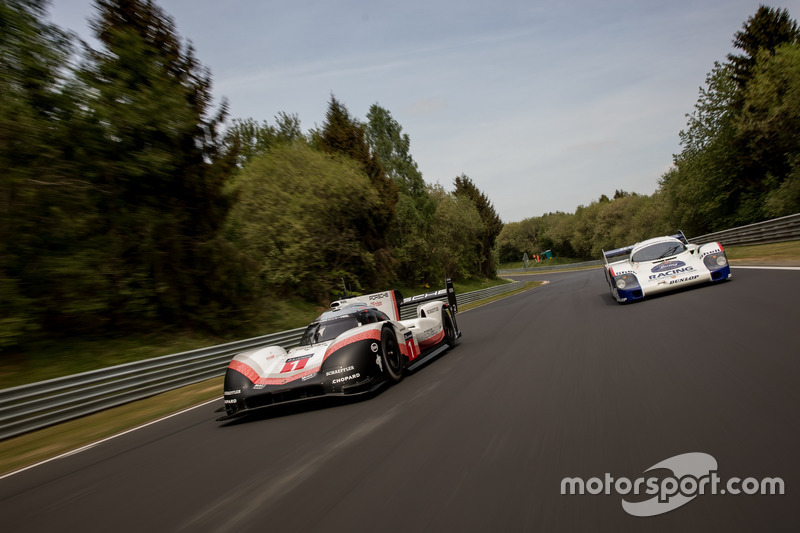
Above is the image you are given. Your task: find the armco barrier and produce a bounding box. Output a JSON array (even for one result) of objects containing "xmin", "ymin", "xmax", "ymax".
[
  {"xmin": 688, "ymin": 212, "xmax": 800, "ymax": 246},
  {"xmin": 498, "ymin": 259, "xmax": 603, "ymax": 275},
  {"xmin": 498, "ymin": 212, "xmax": 800, "ymax": 275},
  {"xmin": 0, "ymin": 281, "xmax": 527, "ymax": 441}
]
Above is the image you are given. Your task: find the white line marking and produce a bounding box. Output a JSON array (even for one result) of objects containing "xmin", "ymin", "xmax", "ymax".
[{"xmin": 0, "ymin": 397, "xmax": 221, "ymax": 481}]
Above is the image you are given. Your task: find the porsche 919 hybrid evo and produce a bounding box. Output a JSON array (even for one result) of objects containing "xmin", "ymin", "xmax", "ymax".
[
  {"xmin": 602, "ymin": 232, "xmax": 731, "ymax": 303},
  {"xmin": 219, "ymin": 279, "xmax": 461, "ymax": 419}
]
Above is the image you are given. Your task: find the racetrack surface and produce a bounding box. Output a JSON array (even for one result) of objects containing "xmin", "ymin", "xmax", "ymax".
[{"xmin": 1, "ymin": 266, "xmax": 798, "ymax": 532}]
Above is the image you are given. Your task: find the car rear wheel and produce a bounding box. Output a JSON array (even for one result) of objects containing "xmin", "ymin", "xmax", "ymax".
[
  {"xmin": 381, "ymin": 327, "xmax": 404, "ymax": 383},
  {"xmin": 443, "ymin": 309, "xmax": 457, "ymax": 348}
]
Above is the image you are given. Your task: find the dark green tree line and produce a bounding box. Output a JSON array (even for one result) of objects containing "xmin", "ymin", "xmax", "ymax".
[
  {"xmin": 1, "ymin": 0, "xmax": 252, "ymax": 351},
  {"xmin": 661, "ymin": 5, "xmax": 800, "ymax": 234},
  {"xmin": 76, "ymin": 0, "xmax": 247, "ymax": 329},
  {"xmin": 1, "ymin": 0, "xmax": 85, "ymax": 346},
  {"xmin": 453, "ymin": 174, "xmax": 503, "ymax": 277},
  {"xmin": 1, "ymin": 0, "xmax": 505, "ymax": 354},
  {"xmin": 500, "ymin": 6, "xmax": 800, "ymax": 264}
]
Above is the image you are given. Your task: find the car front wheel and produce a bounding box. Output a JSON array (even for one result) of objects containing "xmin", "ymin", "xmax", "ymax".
[{"xmin": 381, "ymin": 327, "xmax": 404, "ymax": 383}]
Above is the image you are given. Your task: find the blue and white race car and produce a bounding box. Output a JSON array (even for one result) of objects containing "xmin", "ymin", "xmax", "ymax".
[
  {"xmin": 602, "ymin": 232, "xmax": 731, "ymax": 303},
  {"xmin": 219, "ymin": 279, "xmax": 460, "ymax": 419}
]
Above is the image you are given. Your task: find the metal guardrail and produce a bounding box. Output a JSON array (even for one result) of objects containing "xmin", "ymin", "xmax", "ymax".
[
  {"xmin": 688, "ymin": 212, "xmax": 800, "ymax": 246},
  {"xmin": 0, "ymin": 281, "xmax": 526, "ymax": 441},
  {"xmin": 498, "ymin": 260, "xmax": 603, "ymax": 275},
  {"xmin": 5, "ymin": 212, "xmax": 796, "ymax": 440},
  {"xmin": 498, "ymin": 212, "xmax": 800, "ymax": 274}
]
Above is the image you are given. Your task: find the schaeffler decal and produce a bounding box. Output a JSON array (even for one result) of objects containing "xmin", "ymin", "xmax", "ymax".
[{"xmin": 325, "ymin": 366, "xmax": 355, "ymax": 377}]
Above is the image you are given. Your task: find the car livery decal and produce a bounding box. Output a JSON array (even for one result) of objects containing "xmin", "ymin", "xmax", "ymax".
[
  {"xmin": 418, "ymin": 328, "xmax": 445, "ymax": 348},
  {"xmin": 280, "ymin": 354, "xmax": 313, "ymax": 373},
  {"xmin": 227, "ymin": 359, "xmax": 321, "ymax": 386},
  {"xmin": 323, "ymin": 328, "xmax": 382, "ymax": 359},
  {"xmin": 649, "ymin": 265, "xmax": 695, "ymax": 280},
  {"xmin": 401, "ymin": 330, "xmax": 420, "ymax": 361},
  {"xmin": 651, "ymin": 260, "xmax": 686, "ymax": 273},
  {"xmin": 228, "ymin": 328, "xmax": 384, "ymax": 386},
  {"xmin": 700, "ymin": 245, "xmax": 723, "ymax": 258}
]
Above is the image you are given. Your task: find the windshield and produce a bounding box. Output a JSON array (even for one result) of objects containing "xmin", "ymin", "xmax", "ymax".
[
  {"xmin": 298, "ymin": 316, "xmax": 360, "ymax": 346},
  {"xmin": 631, "ymin": 241, "xmax": 686, "ymax": 262}
]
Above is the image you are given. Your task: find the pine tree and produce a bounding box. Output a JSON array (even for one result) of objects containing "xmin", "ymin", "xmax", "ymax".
[
  {"xmin": 81, "ymin": 0, "xmax": 238, "ymax": 328},
  {"xmin": 453, "ymin": 175, "xmax": 503, "ymax": 278},
  {"xmin": 728, "ymin": 6, "xmax": 800, "ymax": 90},
  {"xmin": 0, "ymin": 0, "xmax": 87, "ymax": 347},
  {"xmin": 316, "ymin": 96, "xmax": 398, "ymax": 285}
]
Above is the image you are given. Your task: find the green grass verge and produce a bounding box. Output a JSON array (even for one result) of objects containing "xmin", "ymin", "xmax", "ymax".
[
  {"xmin": 724, "ymin": 240, "xmax": 800, "ymax": 261},
  {"xmin": 499, "ymin": 256, "xmax": 590, "ymax": 270},
  {"xmin": 458, "ymin": 281, "xmax": 543, "ymax": 311},
  {"xmin": 0, "ymin": 377, "xmax": 223, "ymax": 476},
  {"xmin": 499, "ymin": 241, "xmax": 800, "ymax": 273},
  {"xmin": 0, "ymin": 279, "xmax": 544, "ymax": 477}
]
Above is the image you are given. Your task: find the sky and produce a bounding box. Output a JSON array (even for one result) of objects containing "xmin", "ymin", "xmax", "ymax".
[{"xmin": 46, "ymin": 0, "xmax": 800, "ymax": 223}]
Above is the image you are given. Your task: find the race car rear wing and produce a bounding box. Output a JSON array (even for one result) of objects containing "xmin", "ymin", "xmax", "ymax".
[
  {"xmin": 398, "ymin": 278, "xmax": 458, "ymax": 313},
  {"xmin": 399, "ymin": 278, "xmax": 460, "ymax": 337},
  {"xmin": 332, "ymin": 279, "xmax": 459, "ymax": 327},
  {"xmin": 602, "ymin": 245, "xmax": 634, "ymax": 264}
]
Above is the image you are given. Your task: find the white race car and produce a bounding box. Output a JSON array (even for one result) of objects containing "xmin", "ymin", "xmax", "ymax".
[
  {"xmin": 219, "ymin": 279, "xmax": 461, "ymax": 419},
  {"xmin": 602, "ymin": 232, "xmax": 731, "ymax": 303}
]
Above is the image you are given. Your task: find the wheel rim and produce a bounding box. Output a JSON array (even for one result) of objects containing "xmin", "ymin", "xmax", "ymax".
[
  {"xmin": 444, "ymin": 313, "xmax": 455, "ymax": 343},
  {"xmin": 384, "ymin": 335, "xmax": 401, "ymax": 371}
]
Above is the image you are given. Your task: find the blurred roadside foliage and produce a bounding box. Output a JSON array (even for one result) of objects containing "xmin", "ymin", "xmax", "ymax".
[
  {"xmin": 0, "ymin": 1, "xmax": 502, "ymax": 356},
  {"xmin": 5, "ymin": 1, "xmax": 798, "ymax": 359}
]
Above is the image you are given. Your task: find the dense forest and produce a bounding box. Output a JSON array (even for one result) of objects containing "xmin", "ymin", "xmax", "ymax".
[
  {"xmin": 0, "ymin": 0, "xmax": 502, "ymax": 352},
  {"xmin": 2, "ymin": 1, "xmax": 798, "ymax": 354},
  {"xmin": 498, "ymin": 6, "xmax": 800, "ymax": 263}
]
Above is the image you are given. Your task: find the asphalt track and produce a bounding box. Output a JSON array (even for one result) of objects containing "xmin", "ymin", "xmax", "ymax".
[{"xmin": 1, "ymin": 266, "xmax": 798, "ymax": 532}]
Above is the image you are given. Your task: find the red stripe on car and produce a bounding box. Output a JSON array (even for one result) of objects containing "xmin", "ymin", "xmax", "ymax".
[{"xmin": 419, "ymin": 329, "xmax": 444, "ymax": 348}]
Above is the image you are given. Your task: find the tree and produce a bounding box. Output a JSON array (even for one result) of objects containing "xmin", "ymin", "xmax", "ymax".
[
  {"xmin": 496, "ymin": 219, "xmax": 542, "ymax": 263},
  {"xmin": 728, "ymin": 6, "xmax": 799, "ymax": 90},
  {"xmin": 0, "ymin": 0, "xmax": 86, "ymax": 347},
  {"xmin": 453, "ymin": 174, "xmax": 503, "ymax": 277},
  {"xmin": 364, "ymin": 104, "xmax": 437, "ymax": 283},
  {"xmin": 224, "ymin": 143, "xmax": 381, "ymax": 302},
  {"xmin": 316, "ymin": 96, "xmax": 398, "ymax": 284},
  {"xmin": 661, "ymin": 5, "xmax": 800, "ymax": 233},
  {"xmin": 416, "ymin": 185, "xmax": 484, "ymax": 281},
  {"xmin": 222, "ymin": 112, "xmax": 303, "ymax": 168},
  {"xmin": 365, "ymin": 104, "xmax": 426, "ymax": 200},
  {"xmin": 735, "ymin": 43, "xmax": 800, "ymax": 217},
  {"xmin": 79, "ymin": 0, "xmax": 240, "ymax": 328}
]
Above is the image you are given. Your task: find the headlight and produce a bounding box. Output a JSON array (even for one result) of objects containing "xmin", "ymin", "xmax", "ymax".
[
  {"xmin": 615, "ymin": 278, "xmax": 627, "ymax": 289},
  {"xmin": 704, "ymin": 252, "xmax": 728, "ymax": 269}
]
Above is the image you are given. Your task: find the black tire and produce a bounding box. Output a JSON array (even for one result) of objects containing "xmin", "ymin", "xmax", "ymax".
[
  {"xmin": 381, "ymin": 327, "xmax": 404, "ymax": 383},
  {"xmin": 442, "ymin": 309, "xmax": 457, "ymax": 348}
]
